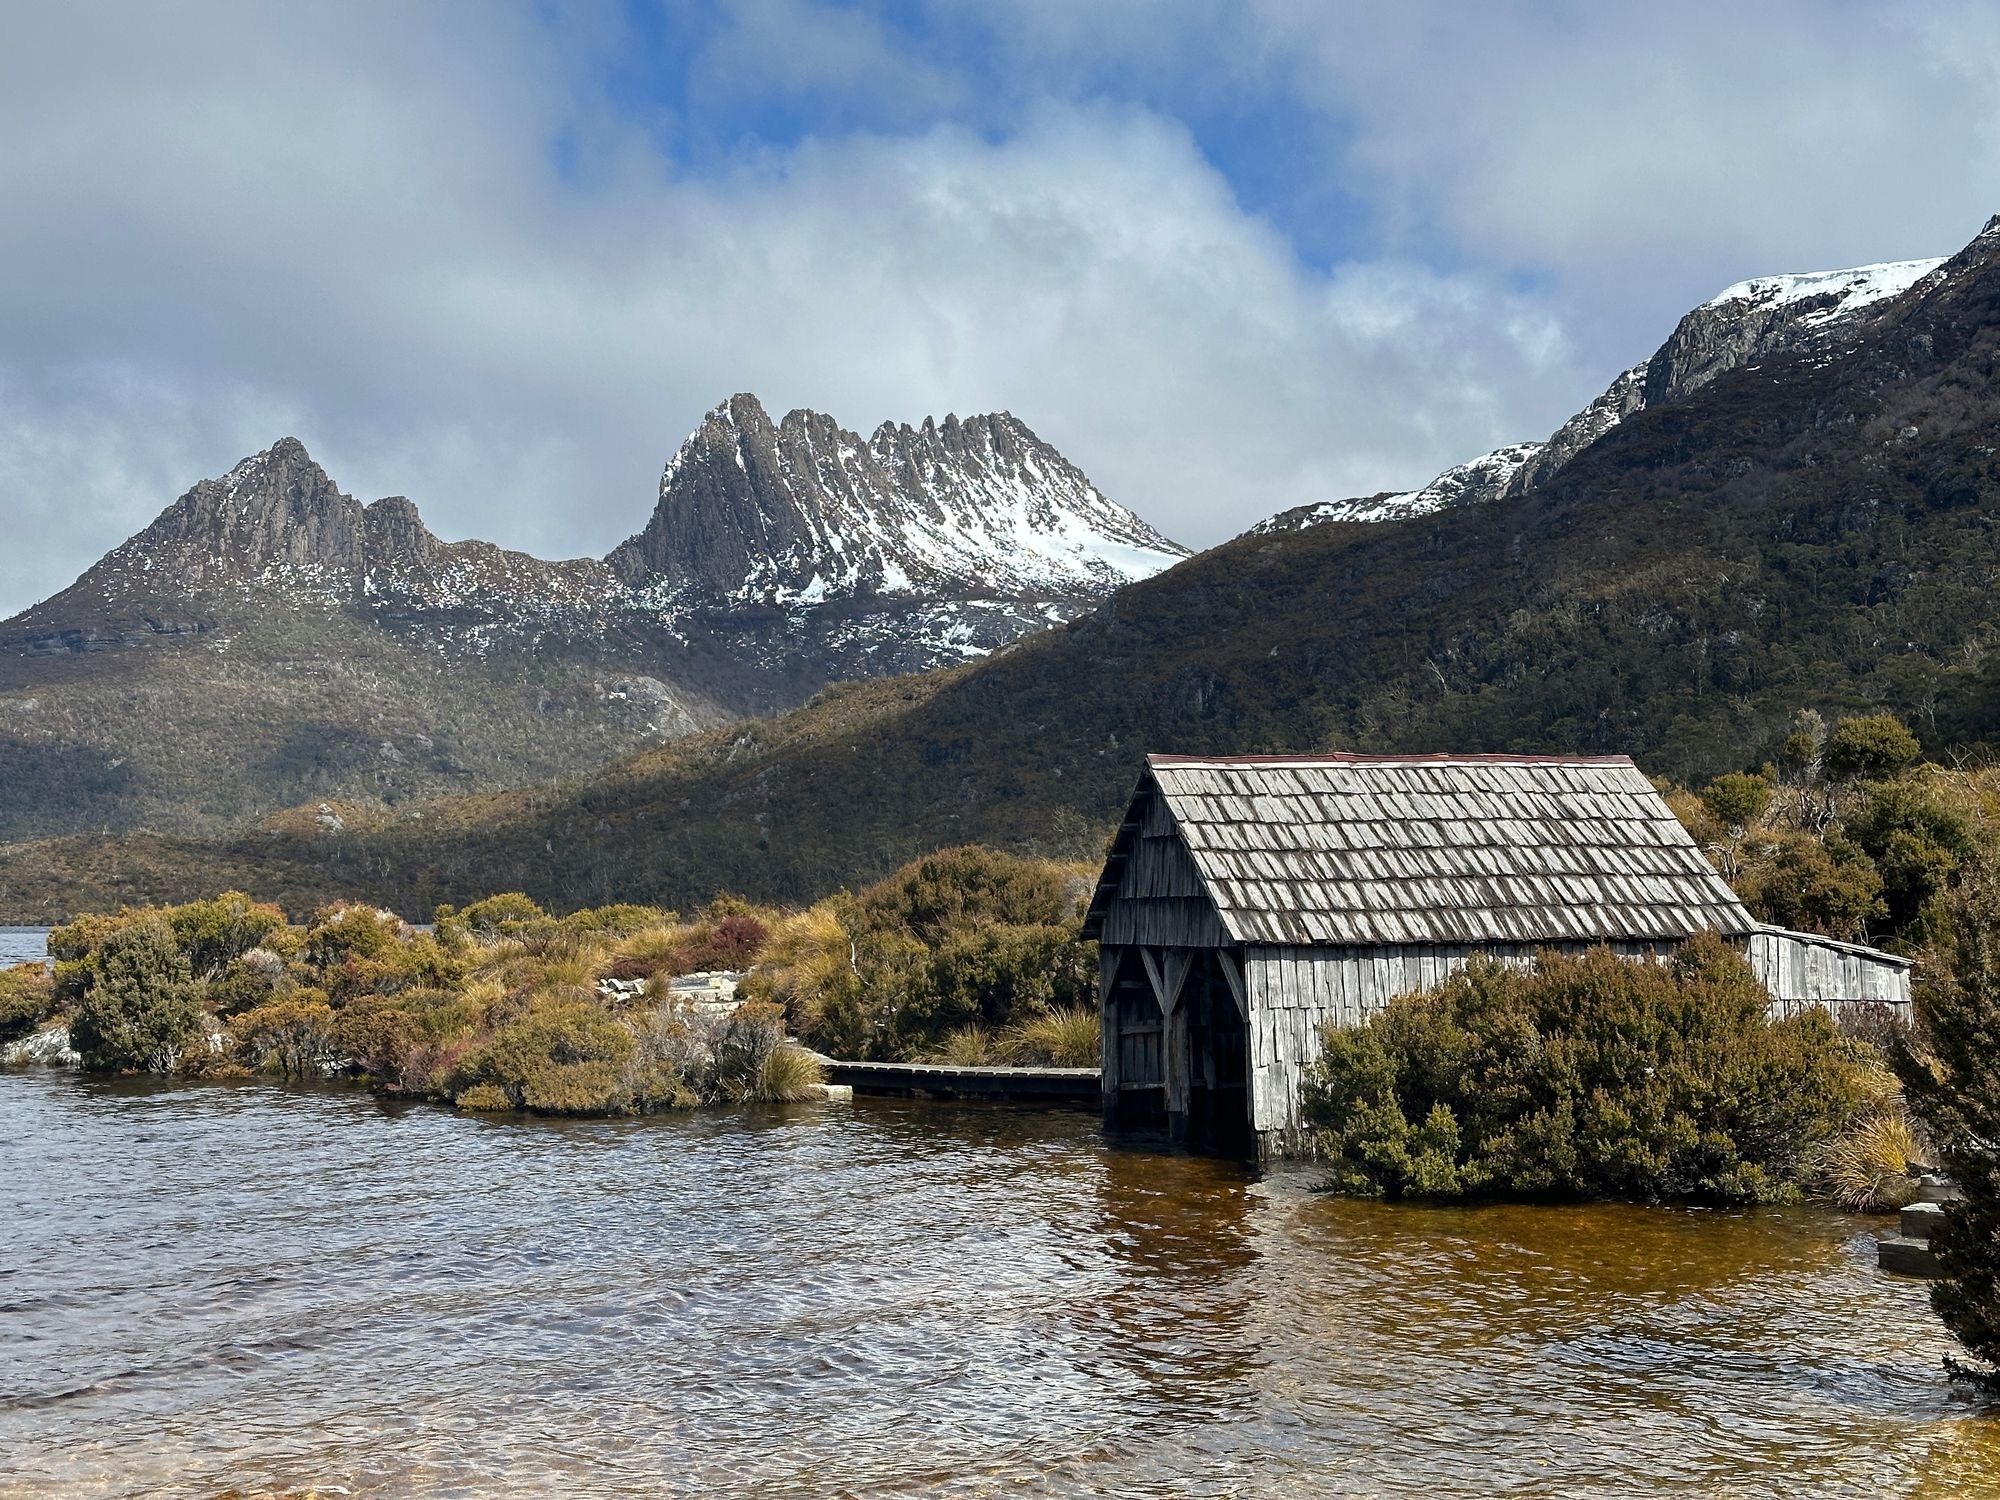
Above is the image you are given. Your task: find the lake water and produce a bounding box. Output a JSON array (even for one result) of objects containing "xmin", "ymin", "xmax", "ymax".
[
  {"xmin": 0, "ymin": 927, "xmax": 48, "ymax": 967},
  {"xmin": 1, "ymin": 1072, "xmax": 1994, "ymax": 1498}
]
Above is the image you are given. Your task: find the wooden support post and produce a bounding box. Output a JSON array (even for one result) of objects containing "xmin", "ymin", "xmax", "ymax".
[
  {"xmin": 1139, "ymin": 946, "xmax": 1192, "ymax": 1016},
  {"xmin": 1164, "ymin": 998, "xmax": 1190, "ymax": 1140},
  {"xmin": 1098, "ymin": 946, "xmax": 1120, "ymax": 1126}
]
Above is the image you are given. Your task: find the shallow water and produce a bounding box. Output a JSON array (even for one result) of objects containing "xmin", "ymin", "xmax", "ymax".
[{"xmin": 1, "ymin": 1072, "xmax": 1994, "ymax": 1498}]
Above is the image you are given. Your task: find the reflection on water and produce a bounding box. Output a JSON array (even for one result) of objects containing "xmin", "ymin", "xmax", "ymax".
[{"xmin": 0, "ymin": 1071, "xmax": 1993, "ymax": 1498}]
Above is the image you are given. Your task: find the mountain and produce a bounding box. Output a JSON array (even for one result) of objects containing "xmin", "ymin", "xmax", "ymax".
[
  {"xmin": 0, "ymin": 400, "xmax": 1181, "ymax": 843},
  {"xmin": 1254, "ymin": 254, "xmax": 1947, "ymax": 534},
  {"xmin": 606, "ymin": 394, "xmax": 1185, "ymax": 686},
  {"xmin": 7, "ymin": 213, "xmax": 1995, "ymax": 924}
]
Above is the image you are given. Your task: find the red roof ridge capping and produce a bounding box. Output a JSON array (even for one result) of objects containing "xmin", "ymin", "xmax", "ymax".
[{"xmin": 1144, "ymin": 751, "xmax": 1640, "ymax": 768}]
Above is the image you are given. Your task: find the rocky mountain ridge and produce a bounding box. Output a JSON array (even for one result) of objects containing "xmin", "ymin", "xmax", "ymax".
[
  {"xmin": 0, "ymin": 399, "xmax": 1182, "ymax": 841},
  {"xmin": 611, "ymin": 394, "xmax": 1181, "ymax": 605},
  {"xmin": 1254, "ymin": 247, "xmax": 1955, "ymax": 534}
]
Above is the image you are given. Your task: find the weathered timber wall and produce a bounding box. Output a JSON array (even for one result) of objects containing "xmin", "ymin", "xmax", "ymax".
[{"xmin": 1744, "ymin": 927, "xmax": 1912, "ymax": 1017}]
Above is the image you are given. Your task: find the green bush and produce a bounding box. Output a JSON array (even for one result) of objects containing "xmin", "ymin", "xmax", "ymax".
[
  {"xmin": 892, "ymin": 923, "xmax": 1095, "ymax": 1058},
  {"xmin": 1737, "ymin": 829, "xmax": 1885, "ymax": 941},
  {"xmin": 562, "ymin": 903, "xmax": 674, "ymax": 936},
  {"xmin": 856, "ymin": 845, "xmax": 1082, "ymax": 945},
  {"xmin": 167, "ymin": 890, "xmax": 286, "ymax": 979},
  {"xmin": 1848, "ymin": 779, "xmax": 1978, "ymax": 935},
  {"xmin": 471, "ymin": 1003, "xmax": 638, "ymax": 1114},
  {"xmin": 1825, "ymin": 714, "xmax": 1922, "ymax": 782},
  {"xmin": 1700, "ymin": 771, "xmax": 1773, "ymax": 832},
  {"xmin": 69, "ymin": 916, "xmax": 203, "ymax": 1073},
  {"xmin": 303, "ymin": 904, "xmax": 405, "ymax": 968},
  {"xmin": 1301, "ymin": 937, "xmax": 1870, "ymax": 1205},
  {"xmin": 452, "ymin": 892, "xmax": 547, "ymax": 939},
  {"xmin": 753, "ymin": 849, "xmax": 1096, "ymax": 1061}
]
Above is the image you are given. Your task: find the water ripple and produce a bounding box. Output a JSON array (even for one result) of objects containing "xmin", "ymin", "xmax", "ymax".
[{"xmin": 0, "ymin": 1072, "xmax": 1994, "ymax": 1497}]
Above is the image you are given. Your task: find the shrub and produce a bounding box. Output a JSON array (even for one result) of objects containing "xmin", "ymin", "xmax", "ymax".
[
  {"xmin": 0, "ymin": 964, "xmax": 56, "ymax": 1042},
  {"xmin": 229, "ymin": 993, "xmax": 341, "ymax": 1079},
  {"xmin": 454, "ymin": 892, "xmax": 547, "ymax": 938},
  {"xmin": 1825, "ymin": 714, "xmax": 1922, "ymax": 782},
  {"xmin": 1893, "ymin": 868, "xmax": 2000, "ymax": 1383},
  {"xmin": 69, "ymin": 916, "xmax": 202, "ymax": 1073},
  {"xmin": 1300, "ymin": 938, "xmax": 1870, "ymax": 1205},
  {"xmin": 708, "ymin": 999, "xmax": 787, "ymax": 1102},
  {"xmin": 454, "ymin": 1082, "xmax": 515, "ymax": 1112},
  {"xmin": 937, "ymin": 1026, "xmax": 994, "ymax": 1066},
  {"xmin": 167, "ymin": 891, "xmax": 286, "ymax": 979},
  {"xmin": 856, "ymin": 845, "xmax": 1082, "ymax": 945},
  {"xmin": 1700, "ymin": 771, "xmax": 1774, "ymax": 832},
  {"xmin": 750, "ymin": 902, "xmax": 860, "ymax": 1041},
  {"xmin": 892, "ymin": 924, "xmax": 1096, "ymax": 1056},
  {"xmin": 333, "ymin": 989, "xmax": 480, "ymax": 1096},
  {"xmin": 1847, "ymin": 779, "xmax": 1978, "ymax": 936},
  {"xmin": 1737, "ymin": 829, "xmax": 1885, "ymax": 941},
  {"xmin": 304, "ymin": 905, "xmax": 406, "ymax": 968},
  {"xmin": 206, "ymin": 947, "xmax": 290, "ymax": 1017},
  {"xmin": 472, "ymin": 1003, "xmax": 638, "ymax": 1115},
  {"xmin": 563, "ymin": 903, "xmax": 673, "ymax": 936},
  {"xmin": 676, "ymin": 913, "xmax": 770, "ymax": 973},
  {"xmin": 1816, "ymin": 1109, "xmax": 1922, "ymax": 1212}
]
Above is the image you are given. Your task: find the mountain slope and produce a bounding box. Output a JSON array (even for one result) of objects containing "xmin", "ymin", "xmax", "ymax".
[
  {"xmin": 1256, "ymin": 252, "xmax": 1950, "ymax": 534},
  {"xmin": 0, "ymin": 401, "xmax": 1180, "ymax": 842},
  {"xmin": 7, "ymin": 214, "xmax": 1996, "ymax": 922}
]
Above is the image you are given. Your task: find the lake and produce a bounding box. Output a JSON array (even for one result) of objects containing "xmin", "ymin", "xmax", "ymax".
[
  {"xmin": 0, "ymin": 1071, "xmax": 1993, "ymax": 1498},
  {"xmin": 0, "ymin": 927, "xmax": 48, "ymax": 967}
]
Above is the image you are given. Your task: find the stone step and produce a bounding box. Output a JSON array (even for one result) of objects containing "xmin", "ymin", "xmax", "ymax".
[
  {"xmin": 1916, "ymin": 1174, "xmax": 1964, "ymax": 1205},
  {"xmin": 1879, "ymin": 1235, "xmax": 1943, "ymax": 1279},
  {"xmin": 1901, "ymin": 1200, "xmax": 1947, "ymax": 1239}
]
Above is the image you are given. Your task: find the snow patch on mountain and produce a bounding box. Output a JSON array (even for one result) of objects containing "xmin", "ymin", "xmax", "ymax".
[
  {"xmin": 1251, "ymin": 442, "xmax": 1542, "ymax": 535},
  {"xmin": 1702, "ymin": 258, "xmax": 1945, "ymax": 329},
  {"xmin": 618, "ymin": 395, "xmax": 1185, "ymax": 611}
]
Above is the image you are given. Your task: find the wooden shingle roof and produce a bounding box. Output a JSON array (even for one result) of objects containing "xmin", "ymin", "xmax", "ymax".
[{"xmin": 1085, "ymin": 752, "xmax": 1755, "ymax": 947}]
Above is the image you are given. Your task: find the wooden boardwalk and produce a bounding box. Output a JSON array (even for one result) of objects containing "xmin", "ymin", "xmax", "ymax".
[{"xmin": 814, "ymin": 1056, "xmax": 1100, "ymax": 1105}]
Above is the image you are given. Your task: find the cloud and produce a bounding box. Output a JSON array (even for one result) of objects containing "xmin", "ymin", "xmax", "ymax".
[
  {"xmin": 1, "ymin": 0, "xmax": 1994, "ymax": 621},
  {"xmin": 0, "ymin": 1, "xmax": 1588, "ymax": 618}
]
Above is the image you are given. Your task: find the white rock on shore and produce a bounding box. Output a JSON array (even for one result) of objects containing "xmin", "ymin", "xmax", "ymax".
[{"xmin": 3, "ymin": 1023, "xmax": 79, "ymax": 1068}]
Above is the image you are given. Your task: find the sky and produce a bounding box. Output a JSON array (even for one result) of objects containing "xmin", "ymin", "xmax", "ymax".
[{"xmin": 2, "ymin": 0, "xmax": 1998, "ymax": 618}]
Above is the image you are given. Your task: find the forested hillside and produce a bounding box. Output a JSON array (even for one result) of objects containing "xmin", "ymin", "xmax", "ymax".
[{"xmin": 3, "ymin": 219, "xmax": 1999, "ymax": 921}]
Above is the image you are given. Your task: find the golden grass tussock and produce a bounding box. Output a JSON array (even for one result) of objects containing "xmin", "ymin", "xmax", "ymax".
[
  {"xmin": 1817, "ymin": 1107, "xmax": 1923, "ymax": 1212},
  {"xmin": 759, "ymin": 1043, "xmax": 827, "ymax": 1102},
  {"xmin": 938, "ymin": 1026, "xmax": 994, "ymax": 1067},
  {"xmin": 999, "ymin": 1007, "xmax": 1101, "ymax": 1067}
]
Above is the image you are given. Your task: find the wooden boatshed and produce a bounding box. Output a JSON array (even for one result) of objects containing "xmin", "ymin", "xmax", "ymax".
[{"xmin": 1080, "ymin": 753, "xmax": 1913, "ymax": 1156}]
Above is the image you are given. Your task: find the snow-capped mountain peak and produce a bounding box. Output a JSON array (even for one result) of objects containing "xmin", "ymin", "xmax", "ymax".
[
  {"xmin": 1250, "ymin": 220, "xmax": 1987, "ymax": 539},
  {"xmin": 612, "ymin": 394, "xmax": 1186, "ymax": 607}
]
